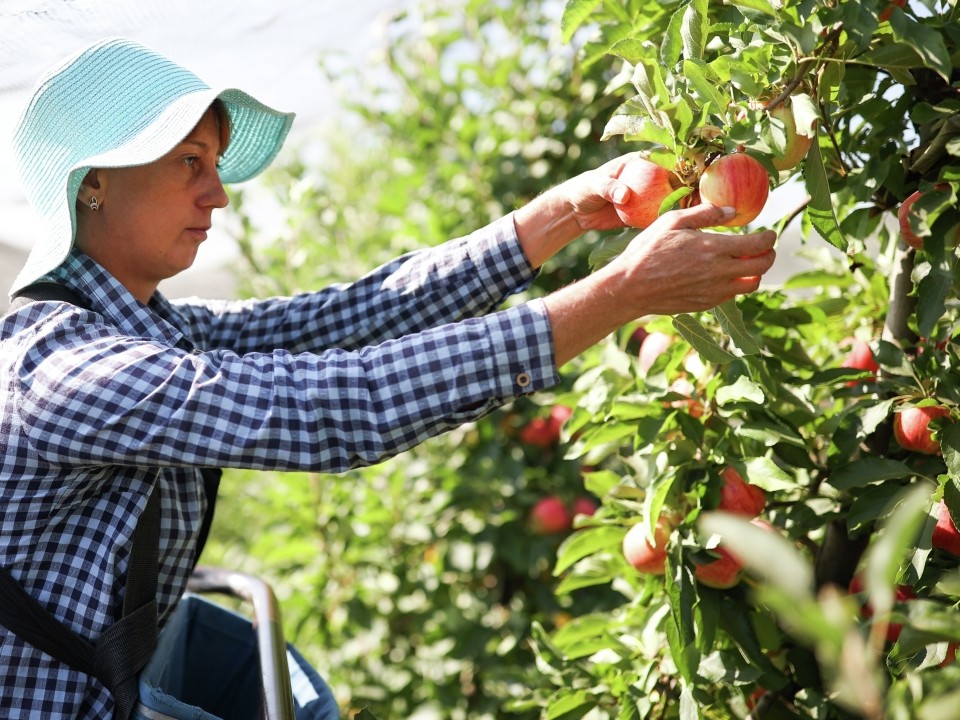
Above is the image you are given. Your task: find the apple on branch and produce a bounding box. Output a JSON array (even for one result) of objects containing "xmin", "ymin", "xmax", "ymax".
[
  {"xmin": 623, "ymin": 515, "xmax": 674, "ymax": 575},
  {"xmin": 717, "ymin": 466, "xmax": 766, "ymax": 517},
  {"xmin": 932, "ymin": 498, "xmax": 960, "ymax": 556},
  {"xmin": 840, "ymin": 337, "xmax": 880, "ymax": 386},
  {"xmin": 893, "ymin": 404, "xmax": 951, "ymax": 455},
  {"xmin": 768, "ymin": 99, "xmax": 817, "ymax": 172},
  {"xmin": 529, "ymin": 495, "xmax": 573, "ymax": 535},
  {"xmin": 697, "ymin": 152, "xmax": 770, "ymax": 227}
]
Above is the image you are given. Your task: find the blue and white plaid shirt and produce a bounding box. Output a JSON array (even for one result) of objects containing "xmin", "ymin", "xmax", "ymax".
[{"xmin": 0, "ymin": 214, "xmax": 557, "ymax": 718}]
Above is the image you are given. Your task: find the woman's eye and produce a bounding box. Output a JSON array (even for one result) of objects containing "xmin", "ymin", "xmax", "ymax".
[{"xmin": 183, "ymin": 156, "xmax": 198, "ymax": 167}]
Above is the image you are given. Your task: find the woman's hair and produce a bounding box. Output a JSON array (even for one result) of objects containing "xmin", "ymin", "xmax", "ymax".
[{"xmin": 209, "ymin": 98, "xmax": 232, "ymax": 156}]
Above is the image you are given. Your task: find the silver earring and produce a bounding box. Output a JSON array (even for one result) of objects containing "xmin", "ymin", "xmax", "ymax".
[{"xmin": 88, "ymin": 197, "xmax": 100, "ymax": 211}]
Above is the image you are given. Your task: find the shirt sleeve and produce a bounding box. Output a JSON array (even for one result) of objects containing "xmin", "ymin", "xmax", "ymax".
[
  {"xmin": 14, "ymin": 298, "xmax": 558, "ymax": 474},
  {"xmin": 172, "ymin": 214, "xmax": 538, "ymax": 355}
]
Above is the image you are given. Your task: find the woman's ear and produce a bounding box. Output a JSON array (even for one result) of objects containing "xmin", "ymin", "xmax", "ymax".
[{"xmin": 77, "ymin": 169, "xmax": 104, "ymax": 209}]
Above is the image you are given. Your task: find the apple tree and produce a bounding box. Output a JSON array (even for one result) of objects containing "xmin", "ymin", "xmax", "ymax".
[{"xmin": 509, "ymin": 1, "xmax": 960, "ymax": 719}]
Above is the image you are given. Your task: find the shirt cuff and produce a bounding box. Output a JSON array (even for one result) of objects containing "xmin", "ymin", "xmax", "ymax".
[{"xmin": 487, "ymin": 297, "xmax": 558, "ymax": 398}]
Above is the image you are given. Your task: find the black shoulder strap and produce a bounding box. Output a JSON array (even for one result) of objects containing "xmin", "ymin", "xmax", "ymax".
[
  {"xmin": 0, "ymin": 487, "xmax": 160, "ymax": 720},
  {"xmin": 5, "ymin": 281, "xmax": 89, "ymax": 316}
]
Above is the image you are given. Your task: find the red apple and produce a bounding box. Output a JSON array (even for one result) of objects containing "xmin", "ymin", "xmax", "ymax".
[
  {"xmin": 879, "ymin": 0, "xmax": 906, "ymax": 22},
  {"xmin": 694, "ymin": 544, "xmax": 744, "ymax": 589},
  {"xmin": 519, "ymin": 405, "xmax": 572, "ymax": 448},
  {"xmin": 768, "ymin": 102, "xmax": 816, "ymax": 171},
  {"xmin": 848, "ymin": 574, "xmax": 916, "ymax": 643},
  {"xmin": 698, "ymin": 153, "xmax": 770, "ymax": 227},
  {"xmin": 529, "ymin": 496, "xmax": 573, "ymax": 535},
  {"xmin": 572, "ymin": 496, "xmax": 598, "ymax": 518},
  {"xmin": 718, "ymin": 466, "xmax": 766, "ymax": 517},
  {"xmin": 893, "ymin": 405, "xmax": 951, "ymax": 455},
  {"xmin": 519, "ymin": 417, "xmax": 555, "ymax": 448},
  {"xmin": 623, "ymin": 516, "xmax": 673, "ymax": 574},
  {"xmin": 614, "ymin": 157, "xmax": 680, "ymax": 228},
  {"xmin": 841, "ymin": 337, "xmax": 880, "ymax": 385},
  {"xmin": 932, "ymin": 499, "xmax": 960, "ymax": 556},
  {"xmin": 638, "ymin": 331, "xmax": 673, "ymax": 373},
  {"xmin": 695, "ymin": 517, "xmax": 775, "ymax": 589}
]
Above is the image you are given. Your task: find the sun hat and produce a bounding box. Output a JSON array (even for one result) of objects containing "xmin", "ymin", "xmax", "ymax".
[{"xmin": 9, "ymin": 36, "xmax": 295, "ymax": 297}]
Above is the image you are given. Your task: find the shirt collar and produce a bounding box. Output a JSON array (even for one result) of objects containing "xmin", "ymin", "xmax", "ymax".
[{"xmin": 45, "ymin": 249, "xmax": 194, "ymax": 348}]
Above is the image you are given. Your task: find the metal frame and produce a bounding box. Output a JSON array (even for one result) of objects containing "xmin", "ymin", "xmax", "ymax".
[{"xmin": 187, "ymin": 566, "xmax": 297, "ymax": 720}]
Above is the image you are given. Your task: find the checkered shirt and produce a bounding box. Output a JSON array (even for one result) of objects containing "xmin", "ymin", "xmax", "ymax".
[{"xmin": 0, "ymin": 213, "xmax": 557, "ymax": 718}]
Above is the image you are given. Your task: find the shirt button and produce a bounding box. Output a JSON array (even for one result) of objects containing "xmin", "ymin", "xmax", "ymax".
[{"xmin": 515, "ymin": 372, "xmax": 531, "ymax": 389}]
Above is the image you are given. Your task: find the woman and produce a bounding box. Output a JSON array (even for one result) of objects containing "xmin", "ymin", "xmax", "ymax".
[{"xmin": 0, "ymin": 37, "xmax": 776, "ymax": 719}]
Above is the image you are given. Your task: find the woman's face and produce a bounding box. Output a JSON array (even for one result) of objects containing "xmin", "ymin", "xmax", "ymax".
[{"xmin": 76, "ymin": 109, "xmax": 229, "ymax": 303}]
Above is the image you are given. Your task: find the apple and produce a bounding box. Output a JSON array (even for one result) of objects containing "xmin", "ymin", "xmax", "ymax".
[
  {"xmin": 893, "ymin": 405, "xmax": 951, "ymax": 455},
  {"xmin": 519, "ymin": 404, "xmax": 573, "ymax": 448},
  {"xmin": 638, "ymin": 331, "xmax": 673, "ymax": 373},
  {"xmin": 694, "ymin": 544, "xmax": 743, "ymax": 589},
  {"xmin": 841, "ymin": 337, "xmax": 879, "ymax": 385},
  {"xmin": 623, "ymin": 516, "xmax": 673, "ymax": 574},
  {"xmin": 768, "ymin": 102, "xmax": 816, "ymax": 171},
  {"xmin": 932, "ymin": 499, "xmax": 960, "ymax": 556},
  {"xmin": 898, "ymin": 190, "xmax": 926, "ymax": 250},
  {"xmin": 529, "ymin": 496, "xmax": 573, "ymax": 535},
  {"xmin": 614, "ymin": 157, "xmax": 681, "ymax": 228},
  {"xmin": 879, "ymin": 0, "xmax": 906, "ymax": 22},
  {"xmin": 698, "ymin": 153, "xmax": 770, "ymax": 227},
  {"xmin": 848, "ymin": 574, "xmax": 916, "ymax": 643},
  {"xmin": 695, "ymin": 517, "xmax": 775, "ymax": 589},
  {"xmin": 572, "ymin": 496, "xmax": 598, "ymax": 518},
  {"xmin": 718, "ymin": 466, "xmax": 766, "ymax": 517}
]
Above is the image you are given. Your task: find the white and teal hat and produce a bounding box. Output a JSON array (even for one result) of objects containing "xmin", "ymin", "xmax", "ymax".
[{"xmin": 9, "ymin": 36, "xmax": 295, "ymax": 296}]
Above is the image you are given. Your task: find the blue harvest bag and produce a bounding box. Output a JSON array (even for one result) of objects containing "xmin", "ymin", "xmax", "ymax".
[{"xmin": 134, "ymin": 594, "xmax": 339, "ymax": 720}]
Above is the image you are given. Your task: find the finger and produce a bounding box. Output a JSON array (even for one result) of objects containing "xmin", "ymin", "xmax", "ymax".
[
  {"xmin": 730, "ymin": 249, "xmax": 777, "ymax": 278},
  {"xmin": 716, "ymin": 230, "xmax": 778, "ymax": 258},
  {"xmin": 659, "ymin": 202, "xmax": 736, "ymax": 229}
]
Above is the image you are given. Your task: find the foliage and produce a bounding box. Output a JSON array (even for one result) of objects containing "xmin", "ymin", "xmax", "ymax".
[{"xmin": 509, "ymin": 1, "xmax": 960, "ymax": 719}]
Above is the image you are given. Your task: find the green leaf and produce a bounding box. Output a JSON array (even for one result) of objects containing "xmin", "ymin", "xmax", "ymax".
[
  {"xmin": 827, "ymin": 457, "xmax": 914, "ymax": 491},
  {"xmin": 802, "ymin": 141, "xmax": 847, "ymax": 252},
  {"xmin": 672, "ymin": 314, "xmax": 737, "ymax": 363},
  {"xmin": 560, "ymin": 0, "xmax": 604, "ymax": 44},
  {"xmin": 713, "ymin": 299, "xmax": 762, "ymax": 355},
  {"xmin": 698, "ymin": 512, "xmax": 815, "ymax": 600},
  {"xmin": 863, "ymin": 485, "xmax": 933, "ymax": 617},
  {"xmin": 942, "ymin": 423, "xmax": 960, "ymax": 482},
  {"xmin": 546, "ymin": 689, "xmax": 593, "ymax": 719},
  {"xmin": 665, "ymin": 548, "xmax": 699, "ymax": 682},
  {"xmin": 679, "ymin": 682, "xmax": 700, "ymax": 720},
  {"xmin": 354, "ymin": 710, "xmax": 380, "ymax": 720},
  {"xmin": 682, "ymin": 59, "xmax": 727, "ymax": 113},
  {"xmin": 916, "ymin": 260, "xmax": 954, "ymax": 339},
  {"xmin": 554, "ymin": 525, "xmax": 625, "ymax": 575},
  {"xmin": 890, "ymin": 18, "xmax": 952, "ymax": 82},
  {"xmin": 715, "ymin": 375, "xmax": 766, "ymax": 405},
  {"xmin": 743, "ymin": 456, "xmax": 796, "ymax": 491},
  {"xmin": 726, "ymin": 0, "xmax": 779, "ymax": 16},
  {"xmin": 681, "ymin": 0, "xmax": 708, "ymax": 61}
]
